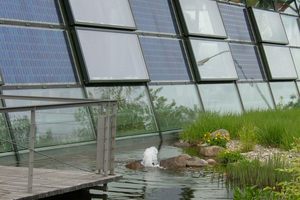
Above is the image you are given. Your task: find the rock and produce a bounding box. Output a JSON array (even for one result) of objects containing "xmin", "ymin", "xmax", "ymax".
[
  {"xmin": 186, "ymin": 156, "xmax": 208, "ymax": 167},
  {"xmin": 198, "ymin": 143, "xmax": 208, "ymax": 147},
  {"xmin": 160, "ymin": 155, "xmax": 187, "ymax": 168},
  {"xmin": 125, "ymin": 160, "xmax": 144, "ymax": 170},
  {"xmin": 178, "ymin": 154, "xmax": 192, "ymax": 160},
  {"xmin": 206, "ymin": 159, "xmax": 217, "ymax": 165},
  {"xmin": 173, "ymin": 142, "xmax": 191, "ymax": 148},
  {"xmin": 212, "ymin": 129, "xmax": 230, "ymax": 138},
  {"xmin": 200, "ymin": 146, "xmax": 225, "ymax": 157}
]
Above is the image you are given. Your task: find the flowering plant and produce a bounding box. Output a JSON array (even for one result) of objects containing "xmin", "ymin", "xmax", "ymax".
[
  {"xmin": 217, "ymin": 149, "xmax": 244, "ymax": 164},
  {"xmin": 203, "ymin": 132, "xmax": 230, "ymax": 148}
]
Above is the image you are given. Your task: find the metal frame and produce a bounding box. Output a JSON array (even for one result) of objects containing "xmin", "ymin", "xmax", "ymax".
[{"xmin": 0, "ymin": 95, "xmax": 117, "ymax": 193}]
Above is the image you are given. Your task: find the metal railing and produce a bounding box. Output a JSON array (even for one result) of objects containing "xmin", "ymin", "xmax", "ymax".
[{"xmin": 0, "ymin": 95, "xmax": 117, "ymax": 193}]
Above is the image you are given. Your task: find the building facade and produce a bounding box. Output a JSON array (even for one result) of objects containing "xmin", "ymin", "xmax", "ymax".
[{"xmin": 0, "ymin": 0, "xmax": 299, "ymax": 160}]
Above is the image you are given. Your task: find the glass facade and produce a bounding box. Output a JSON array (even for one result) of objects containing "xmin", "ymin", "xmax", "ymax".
[{"xmin": 0, "ymin": 0, "xmax": 299, "ymax": 161}]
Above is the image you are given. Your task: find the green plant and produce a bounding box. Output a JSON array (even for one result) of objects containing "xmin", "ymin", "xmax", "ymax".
[
  {"xmin": 234, "ymin": 185, "xmax": 276, "ymax": 200},
  {"xmin": 265, "ymin": 138, "xmax": 300, "ymax": 199},
  {"xmin": 238, "ymin": 123, "xmax": 258, "ymax": 152},
  {"xmin": 226, "ymin": 155, "xmax": 291, "ymax": 189},
  {"xmin": 217, "ymin": 149, "xmax": 244, "ymax": 164},
  {"xmin": 203, "ymin": 132, "xmax": 230, "ymax": 148}
]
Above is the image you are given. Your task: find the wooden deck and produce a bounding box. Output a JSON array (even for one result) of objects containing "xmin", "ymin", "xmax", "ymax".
[{"xmin": 0, "ymin": 165, "xmax": 122, "ymax": 200}]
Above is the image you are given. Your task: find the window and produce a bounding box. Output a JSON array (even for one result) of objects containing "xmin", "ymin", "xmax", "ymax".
[
  {"xmin": 249, "ymin": 7, "xmax": 288, "ymax": 44},
  {"xmin": 149, "ymin": 84, "xmax": 202, "ymax": 131},
  {"xmin": 65, "ymin": 0, "xmax": 136, "ymax": 29},
  {"xmin": 73, "ymin": 29, "xmax": 149, "ymax": 83},
  {"xmin": 198, "ymin": 83, "xmax": 243, "ymax": 114},
  {"xmin": 177, "ymin": 0, "xmax": 227, "ymax": 38},
  {"xmin": 281, "ymin": 15, "xmax": 300, "ymax": 47},
  {"xmin": 260, "ymin": 44, "xmax": 297, "ymax": 80},
  {"xmin": 270, "ymin": 81, "xmax": 299, "ymax": 107},
  {"xmin": 189, "ymin": 39, "xmax": 238, "ymax": 81}
]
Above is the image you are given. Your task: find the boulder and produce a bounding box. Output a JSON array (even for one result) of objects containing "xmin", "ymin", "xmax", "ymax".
[
  {"xmin": 125, "ymin": 160, "xmax": 144, "ymax": 170},
  {"xmin": 173, "ymin": 142, "xmax": 191, "ymax": 148},
  {"xmin": 200, "ymin": 146, "xmax": 225, "ymax": 157},
  {"xmin": 178, "ymin": 154, "xmax": 191, "ymax": 160},
  {"xmin": 186, "ymin": 156, "xmax": 208, "ymax": 167},
  {"xmin": 211, "ymin": 129, "xmax": 230, "ymax": 138},
  {"xmin": 206, "ymin": 159, "xmax": 217, "ymax": 165},
  {"xmin": 160, "ymin": 155, "xmax": 187, "ymax": 168}
]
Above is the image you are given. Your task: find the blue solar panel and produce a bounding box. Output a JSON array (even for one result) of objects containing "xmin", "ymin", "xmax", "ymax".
[
  {"xmin": 139, "ymin": 36, "xmax": 192, "ymax": 81},
  {"xmin": 129, "ymin": 0, "xmax": 179, "ymax": 34},
  {"xmin": 230, "ymin": 44, "xmax": 265, "ymax": 80},
  {"xmin": 0, "ymin": 26, "xmax": 78, "ymax": 84},
  {"xmin": 0, "ymin": 0, "xmax": 63, "ymax": 24},
  {"xmin": 219, "ymin": 3, "xmax": 253, "ymax": 42}
]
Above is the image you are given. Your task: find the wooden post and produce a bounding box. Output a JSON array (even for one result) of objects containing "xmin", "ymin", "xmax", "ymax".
[
  {"xmin": 110, "ymin": 103, "xmax": 117, "ymax": 175},
  {"xmin": 96, "ymin": 113, "xmax": 105, "ymax": 174},
  {"xmin": 103, "ymin": 103, "xmax": 110, "ymax": 176},
  {"xmin": 28, "ymin": 109, "xmax": 36, "ymax": 193}
]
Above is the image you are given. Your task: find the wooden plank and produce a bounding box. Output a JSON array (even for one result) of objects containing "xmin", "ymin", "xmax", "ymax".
[{"xmin": 0, "ymin": 166, "xmax": 122, "ymax": 200}]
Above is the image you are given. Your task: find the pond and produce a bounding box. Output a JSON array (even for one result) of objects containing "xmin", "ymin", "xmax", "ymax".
[{"xmin": 37, "ymin": 139, "xmax": 234, "ymax": 200}]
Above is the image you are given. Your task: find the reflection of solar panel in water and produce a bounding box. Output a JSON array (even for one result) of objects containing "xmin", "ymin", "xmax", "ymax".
[
  {"xmin": 219, "ymin": 3, "xmax": 253, "ymax": 42},
  {"xmin": 230, "ymin": 44, "xmax": 265, "ymax": 80},
  {"xmin": 0, "ymin": 26, "xmax": 78, "ymax": 84},
  {"xmin": 0, "ymin": 0, "xmax": 63, "ymax": 24},
  {"xmin": 129, "ymin": 0, "xmax": 178, "ymax": 34},
  {"xmin": 139, "ymin": 36, "xmax": 192, "ymax": 81}
]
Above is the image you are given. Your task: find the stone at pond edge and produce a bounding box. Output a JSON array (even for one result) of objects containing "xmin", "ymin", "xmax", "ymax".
[
  {"xmin": 211, "ymin": 129, "xmax": 230, "ymax": 138},
  {"xmin": 173, "ymin": 142, "xmax": 191, "ymax": 148},
  {"xmin": 206, "ymin": 159, "xmax": 217, "ymax": 165},
  {"xmin": 186, "ymin": 156, "xmax": 208, "ymax": 167},
  {"xmin": 125, "ymin": 160, "xmax": 144, "ymax": 170},
  {"xmin": 160, "ymin": 155, "xmax": 187, "ymax": 169},
  {"xmin": 200, "ymin": 146, "xmax": 225, "ymax": 157}
]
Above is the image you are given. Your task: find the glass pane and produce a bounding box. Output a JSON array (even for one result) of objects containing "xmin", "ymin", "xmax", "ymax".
[
  {"xmin": 198, "ymin": 83, "xmax": 243, "ymax": 114},
  {"xmin": 270, "ymin": 81, "xmax": 299, "ymax": 107},
  {"xmin": 3, "ymin": 88, "xmax": 94, "ymax": 148},
  {"xmin": 190, "ymin": 39, "xmax": 238, "ymax": 81},
  {"xmin": 230, "ymin": 44, "xmax": 265, "ymax": 80},
  {"xmin": 290, "ymin": 48, "xmax": 300, "ymax": 80},
  {"xmin": 238, "ymin": 82, "xmax": 275, "ymax": 110},
  {"xmin": 0, "ymin": 103, "xmax": 12, "ymax": 153},
  {"xmin": 219, "ymin": 3, "xmax": 253, "ymax": 42},
  {"xmin": 86, "ymin": 86, "xmax": 156, "ymax": 136},
  {"xmin": 66, "ymin": 0, "xmax": 136, "ymax": 28},
  {"xmin": 275, "ymin": 0, "xmax": 298, "ymax": 15},
  {"xmin": 251, "ymin": 8, "xmax": 288, "ymax": 44},
  {"xmin": 139, "ymin": 36, "xmax": 192, "ymax": 81},
  {"xmin": 281, "ymin": 15, "xmax": 300, "ymax": 47},
  {"xmin": 149, "ymin": 85, "xmax": 202, "ymax": 131},
  {"xmin": 75, "ymin": 29, "xmax": 149, "ymax": 82},
  {"xmin": 178, "ymin": 0, "xmax": 227, "ymax": 38},
  {"xmin": 218, "ymin": 0, "xmax": 246, "ymax": 5},
  {"xmin": 247, "ymin": 0, "xmax": 275, "ymax": 10},
  {"xmin": 0, "ymin": 0, "xmax": 63, "ymax": 24},
  {"xmin": 0, "ymin": 26, "xmax": 78, "ymax": 84},
  {"xmin": 262, "ymin": 44, "xmax": 297, "ymax": 80},
  {"xmin": 129, "ymin": 0, "xmax": 178, "ymax": 34}
]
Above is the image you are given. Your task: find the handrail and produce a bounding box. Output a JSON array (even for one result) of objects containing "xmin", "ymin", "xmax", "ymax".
[{"xmin": 0, "ymin": 95, "xmax": 117, "ymax": 193}]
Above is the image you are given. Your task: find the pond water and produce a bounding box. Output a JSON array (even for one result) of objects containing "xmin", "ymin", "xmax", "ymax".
[{"xmin": 38, "ymin": 139, "xmax": 234, "ymax": 200}]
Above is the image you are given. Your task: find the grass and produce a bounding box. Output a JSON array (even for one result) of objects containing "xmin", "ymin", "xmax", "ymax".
[{"xmin": 180, "ymin": 108, "xmax": 300, "ymax": 150}]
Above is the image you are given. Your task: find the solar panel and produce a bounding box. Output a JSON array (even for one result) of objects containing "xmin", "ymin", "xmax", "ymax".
[
  {"xmin": 219, "ymin": 3, "xmax": 253, "ymax": 42},
  {"xmin": 129, "ymin": 0, "xmax": 179, "ymax": 34},
  {"xmin": 0, "ymin": 26, "xmax": 78, "ymax": 84},
  {"xmin": 230, "ymin": 44, "xmax": 265, "ymax": 80},
  {"xmin": 0, "ymin": 0, "xmax": 63, "ymax": 24},
  {"xmin": 139, "ymin": 36, "xmax": 192, "ymax": 81}
]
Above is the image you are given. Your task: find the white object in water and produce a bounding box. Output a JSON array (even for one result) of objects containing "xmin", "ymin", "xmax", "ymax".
[{"xmin": 141, "ymin": 146, "xmax": 159, "ymax": 167}]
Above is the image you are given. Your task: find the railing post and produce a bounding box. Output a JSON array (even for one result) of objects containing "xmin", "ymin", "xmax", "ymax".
[
  {"xmin": 103, "ymin": 103, "xmax": 110, "ymax": 176},
  {"xmin": 96, "ymin": 111, "xmax": 105, "ymax": 174},
  {"xmin": 110, "ymin": 103, "xmax": 117, "ymax": 175},
  {"xmin": 28, "ymin": 109, "xmax": 36, "ymax": 193}
]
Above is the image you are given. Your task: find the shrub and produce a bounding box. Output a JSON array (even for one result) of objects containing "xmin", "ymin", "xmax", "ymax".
[
  {"xmin": 217, "ymin": 149, "xmax": 244, "ymax": 164},
  {"xmin": 203, "ymin": 132, "xmax": 230, "ymax": 148},
  {"xmin": 234, "ymin": 185, "xmax": 276, "ymax": 200},
  {"xmin": 238, "ymin": 123, "xmax": 258, "ymax": 152}
]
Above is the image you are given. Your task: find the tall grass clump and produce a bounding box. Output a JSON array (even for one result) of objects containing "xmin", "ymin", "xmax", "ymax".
[
  {"xmin": 181, "ymin": 108, "xmax": 300, "ymax": 150},
  {"xmin": 226, "ymin": 155, "xmax": 291, "ymax": 189}
]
